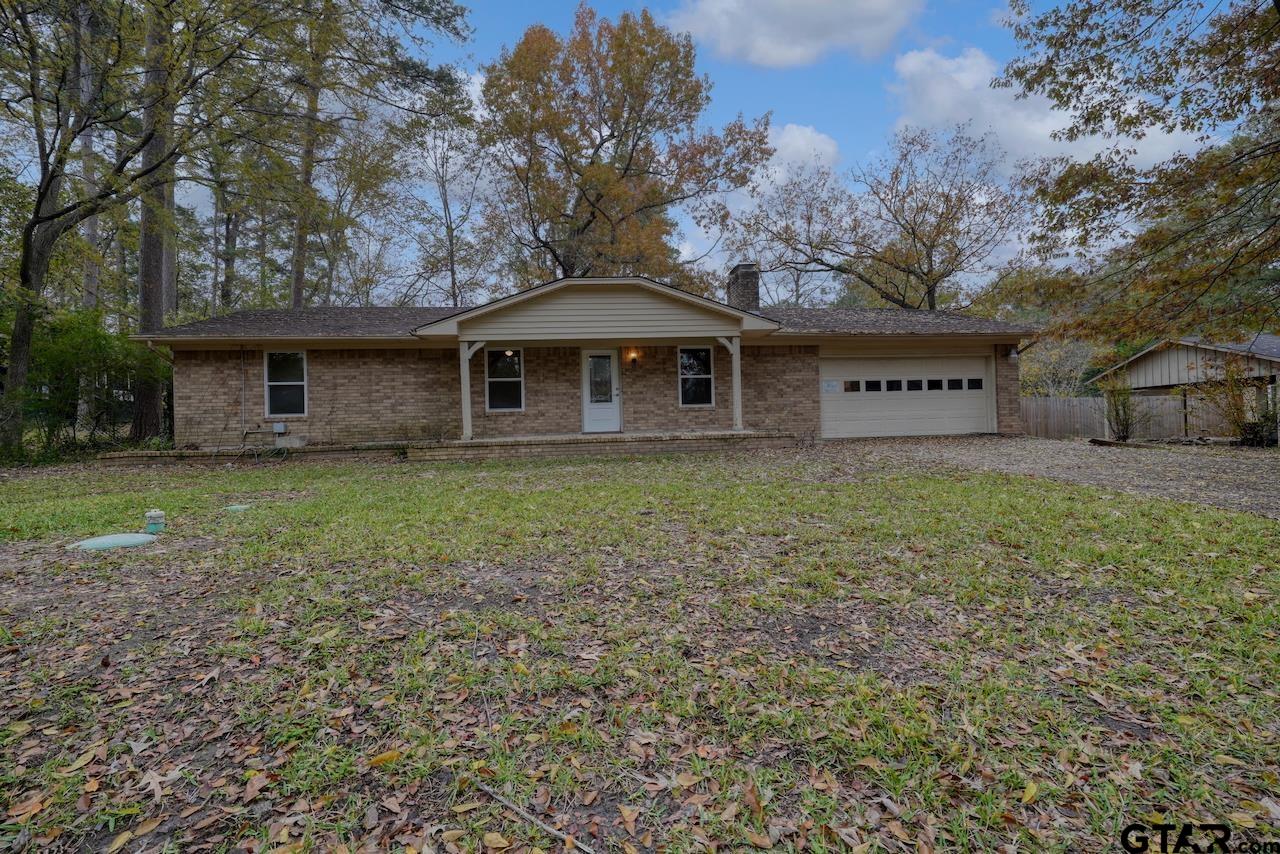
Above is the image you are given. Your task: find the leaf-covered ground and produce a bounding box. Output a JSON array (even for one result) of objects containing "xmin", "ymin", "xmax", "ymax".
[{"xmin": 1, "ymin": 449, "xmax": 1278, "ymax": 852}]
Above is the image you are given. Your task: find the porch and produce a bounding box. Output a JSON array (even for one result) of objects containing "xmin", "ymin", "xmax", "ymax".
[
  {"xmin": 98, "ymin": 428, "xmax": 801, "ymax": 466},
  {"xmin": 405, "ymin": 427, "xmax": 798, "ymax": 461},
  {"xmin": 457, "ymin": 337, "xmax": 748, "ymax": 440}
]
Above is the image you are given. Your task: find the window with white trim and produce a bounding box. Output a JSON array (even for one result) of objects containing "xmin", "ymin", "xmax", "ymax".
[
  {"xmin": 265, "ymin": 352, "xmax": 307, "ymax": 416},
  {"xmin": 486, "ymin": 348, "xmax": 523, "ymax": 411},
  {"xmin": 678, "ymin": 347, "xmax": 713, "ymax": 407}
]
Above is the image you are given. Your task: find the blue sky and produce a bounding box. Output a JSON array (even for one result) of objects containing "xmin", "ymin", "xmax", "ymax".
[{"xmin": 427, "ymin": 0, "xmax": 1059, "ymax": 173}]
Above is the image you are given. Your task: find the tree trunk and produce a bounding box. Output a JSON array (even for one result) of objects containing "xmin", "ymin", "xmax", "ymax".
[
  {"xmin": 0, "ymin": 96, "xmax": 71, "ymax": 454},
  {"xmin": 441, "ymin": 178, "xmax": 461, "ymax": 307},
  {"xmin": 114, "ymin": 131, "xmax": 129, "ymax": 300},
  {"xmin": 78, "ymin": 3, "xmax": 99, "ymax": 309},
  {"xmin": 162, "ymin": 167, "xmax": 177, "ymax": 316},
  {"xmin": 75, "ymin": 1, "xmax": 100, "ymax": 441},
  {"xmin": 222, "ymin": 210, "xmax": 240, "ymax": 309},
  {"xmin": 257, "ymin": 205, "xmax": 268, "ymax": 293},
  {"xmin": 131, "ymin": 9, "xmax": 171, "ymax": 441},
  {"xmin": 289, "ymin": 76, "xmax": 321, "ymax": 308},
  {"xmin": 210, "ymin": 182, "xmax": 221, "ymax": 312}
]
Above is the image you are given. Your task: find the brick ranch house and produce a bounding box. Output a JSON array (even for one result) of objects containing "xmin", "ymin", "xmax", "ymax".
[{"xmin": 135, "ymin": 265, "xmax": 1032, "ymax": 459}]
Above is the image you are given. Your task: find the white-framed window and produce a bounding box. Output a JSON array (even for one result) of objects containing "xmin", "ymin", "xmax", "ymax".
[
  {"xmin": 485, "ymin": 347, "xmax": 524, "ymax": 411},
  {"xmin": 264, "ymin": 351, "xmax": 307, "ymax": 417},
  {"xmin": 678, "ymin": 346, "xmax": 714, "ymax": 407}
]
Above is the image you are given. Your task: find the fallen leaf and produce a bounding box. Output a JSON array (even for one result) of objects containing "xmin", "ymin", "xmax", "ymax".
[
  {"xmin": 1022, "ymin": 781, "xmax": 1038, "ymax": 804},
  {"xmin": 745, "ymin": 778, "xmax": 764, "ymax": 823},
  {"xmin": 61, "ymin": 741, "xmax": 105, "ymax": 775},
  {"xmin": 106, "ymin": 831, "xmax": 134, "ymax": 853},
  {"xmin": 619, "ymin": 804, "xmax": 640, "ymax": 835},
  {"xmin": 135, "ymin": 817, "xmax": 163, "ymax": 836},
  {"xmin": 242, "ymin": 772, "xmax": 271, "ymax": 803},
  {"xmin": 746, "ymin": 829, "xmax": 773, "ymax": 849},
  {"xmin": 6, "ymin": 794, "xmax": 43, "ymax": 820},
  {"xmin": 483, "ymin": 831, "xmax": 510, "ymax": 849},
  {"xmin": 369, "ymin": 749, "xmax": 402, "ymax": 768},
  {"xmin": 451, "ymin": 801, "xmax": 484, "ymax": 813}
]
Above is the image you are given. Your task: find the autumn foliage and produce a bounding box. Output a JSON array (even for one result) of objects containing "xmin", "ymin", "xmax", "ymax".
[
  {"xmin": 1003, "ymin": 0, "xmax": 1280, "ymax": 342},
  {"xmin": 479, "ymin": 4, "xmax": 771, "ymax": 292}
]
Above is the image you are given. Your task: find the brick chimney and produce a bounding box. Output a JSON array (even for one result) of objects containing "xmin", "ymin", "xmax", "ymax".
[{"xmin": 726, "ymin": 263, "xmax": 760, "ymax": 311}]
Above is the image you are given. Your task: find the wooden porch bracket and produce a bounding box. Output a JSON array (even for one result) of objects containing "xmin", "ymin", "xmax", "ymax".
[{"xmin": 459, "ymin": 340, "xmax": 486, "ymax": 440}]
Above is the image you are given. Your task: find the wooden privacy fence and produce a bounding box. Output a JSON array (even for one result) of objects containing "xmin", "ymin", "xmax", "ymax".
[{"xmin": 1020, "ymin": 395, "xmax": 1233, "ymax": 440}]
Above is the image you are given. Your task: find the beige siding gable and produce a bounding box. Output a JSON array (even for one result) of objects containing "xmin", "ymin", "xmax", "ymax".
[
  {"xmin": 1126, "ymin": 344, "xmax": 1278, "ymax": 388},
  {"xmin": 458, "ymin": 283, "xmax": 740, "ymax": 340}
]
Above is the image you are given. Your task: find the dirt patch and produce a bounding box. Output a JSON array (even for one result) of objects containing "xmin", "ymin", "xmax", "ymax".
[{"xmin": 804, "ymin": 435, "xmax": 1280, "ymax": 519}]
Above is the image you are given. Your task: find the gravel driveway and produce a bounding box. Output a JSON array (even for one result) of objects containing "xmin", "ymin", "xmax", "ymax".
[{"xmin": 818, "ymin": 435, "xmax": 1280, "ymax": 520}]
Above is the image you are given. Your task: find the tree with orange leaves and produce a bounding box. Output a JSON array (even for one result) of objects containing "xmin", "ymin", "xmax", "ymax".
[{"xmin": 478, "ymin": 4, "xmax": 771, "ymax": 292}]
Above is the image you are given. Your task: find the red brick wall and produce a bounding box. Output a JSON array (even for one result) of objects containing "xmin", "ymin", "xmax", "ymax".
[
  {"xmin": 995, "ymin": 343, "xmax": 1024, "ymax": 434},
  {"xmin": 621, "ymin": 345, "xmax": 734, "ymax": 431},
  {"xmin": 172, "ymin": 342, "xmax": 821, "ymax": 447},
  {"xmin": 743, "ymin": 345, "xmax": 820, "ymax": 436},
  {"xmin": 172, "ymin": 348, "xmax": 461, "ymax": 448},
  {"xmin": 468, "ymin": 347, "xmax": 582, "ymax": 438}
]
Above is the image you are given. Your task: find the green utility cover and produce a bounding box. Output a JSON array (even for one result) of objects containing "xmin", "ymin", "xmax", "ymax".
[{"xmin": 69, "ymin": 533, "xmax": 157, "ymax": 550}]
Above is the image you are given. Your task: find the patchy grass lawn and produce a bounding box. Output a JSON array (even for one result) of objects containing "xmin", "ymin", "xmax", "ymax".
[{"xmin": 1, "ymin": 451, "xmax": 1278, "ymax": 853}]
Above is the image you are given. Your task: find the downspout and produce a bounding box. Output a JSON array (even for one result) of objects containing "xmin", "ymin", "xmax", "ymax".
[{"xmin": 240, "ymin": 346, "xmax": 246, "ymax": 442}]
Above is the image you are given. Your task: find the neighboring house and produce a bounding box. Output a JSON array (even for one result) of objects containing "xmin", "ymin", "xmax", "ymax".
[
  {"xmin": 1095, "ymin": 334, "xmax": 1280, "ymax": 394},
  {"xmin": 136, "ymin": 265, "xmax": 1032, "ymax": 452},
  {"xmin": 1091, "ymin": 333, "xmax": 1280, "ymax": 439}
]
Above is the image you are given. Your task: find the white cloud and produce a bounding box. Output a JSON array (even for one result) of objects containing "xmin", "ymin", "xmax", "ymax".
[
  {"xmin": 769, "ymin": 123, "xmax": 840, "ymax": 170},
  {"xmin": 889, "ymin": 47, "xmax": 1197, "ymax": 167},
  {"xmin": 464, "ymin": 71, "xmax": 485, "ymax": 110},
  {"xmin": 671, "ymin": 0, "xmax": 922, "ymax": 67}
]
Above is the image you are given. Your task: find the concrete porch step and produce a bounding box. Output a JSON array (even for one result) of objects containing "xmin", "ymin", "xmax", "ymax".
[{"xmin": 404, "ymin": 430, "xmax": 800, "ymax": 461}]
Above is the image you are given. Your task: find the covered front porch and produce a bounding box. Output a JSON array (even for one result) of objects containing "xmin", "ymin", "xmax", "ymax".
[
  {"xmin": 408, "ymin": 275, "xmax": 785, "ymax": 442},
  {"xmin": 406, "ymin": 426, "xmax": 798, "ymax": 461},
  {"xmin": 454, "ymin": 337, "xmax": 749, "ymax": 441}
]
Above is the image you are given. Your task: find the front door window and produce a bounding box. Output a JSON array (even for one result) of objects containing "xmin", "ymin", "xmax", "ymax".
[{"xmin": 589, "ymin": 355, "xmax": 613, "ymax": 403}]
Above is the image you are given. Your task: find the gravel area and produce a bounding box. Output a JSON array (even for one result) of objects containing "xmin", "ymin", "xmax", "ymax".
[{"xmin": 818, "ymin": 435, "xmax": 1280, "ymax": 520}]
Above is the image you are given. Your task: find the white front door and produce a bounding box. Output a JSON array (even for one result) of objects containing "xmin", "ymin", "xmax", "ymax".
[{"xmin": 582, "ymin": 349, "xmax": 622, "ymax": 432}]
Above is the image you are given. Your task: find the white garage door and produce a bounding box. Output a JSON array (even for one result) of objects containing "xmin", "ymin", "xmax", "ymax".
[{"xmin": 820, "ymin": 356, "xmax": 994, "ymax": 438}]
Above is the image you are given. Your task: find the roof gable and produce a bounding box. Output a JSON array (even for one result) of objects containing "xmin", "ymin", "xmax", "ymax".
[
  {"xmin": 412, "ymin": 277, "xmax": 779, "ymax": 338},
  {"xmin": 1096, "ymin": 333, "xmax": 1280, "ymax": 383}
]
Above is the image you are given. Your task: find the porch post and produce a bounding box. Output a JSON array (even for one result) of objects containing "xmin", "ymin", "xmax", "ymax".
[
  {"xmin": 718, "ymin": 335, "xmax": 743, "ymax": 432},
  {"xmin": 459, "ymin": 340, "xmax": 485, "ymax": 440}
]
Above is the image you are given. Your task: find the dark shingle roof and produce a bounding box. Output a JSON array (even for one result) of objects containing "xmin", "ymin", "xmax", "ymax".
[
  {"xmin": 137, "ymin": 307, "xmax": 462, "ymax": 340},
  {"xmin": 763, "ymin": 307, "xmax": 1035, "ymax": 336},
  {"xmin": 138, "ymin": 304, "xmax": 1034, "ymax": 340},
  {"xmin": 1183, "ymin": 333, "xmax": 1280, "ymax": 361}
]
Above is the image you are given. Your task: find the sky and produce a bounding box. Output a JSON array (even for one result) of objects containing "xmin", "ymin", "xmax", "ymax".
[
  {"xmin": 419, "ymin": 0, "xmax": 1201, "ymax": 274},
  {"xmin": 427, "ymin": 0, "xmax": 1093, "ymax": 176}
]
